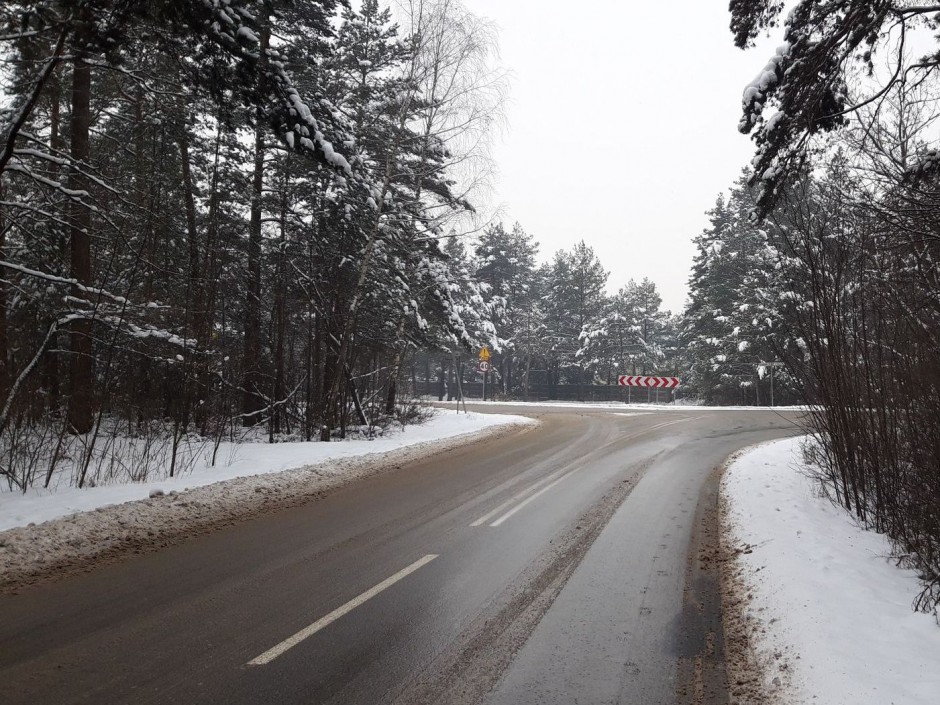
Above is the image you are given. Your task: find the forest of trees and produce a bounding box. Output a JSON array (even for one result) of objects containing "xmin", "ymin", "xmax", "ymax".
[
  {"xmin": 686, "ymin": 0, "xmax": 940, "ymax": 610},
  {"xmin": 0, "ymin": 0, "xmax": 684, "ymax": 492},
  {"xmin": 431, "ymin": 225, "xmax": 681, "ymax": 402},
  {"xmin": 0, "ymin": 0, "xmax": 517, "ymax": 487}
]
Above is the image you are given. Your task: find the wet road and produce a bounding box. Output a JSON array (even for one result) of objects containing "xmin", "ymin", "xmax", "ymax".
[{"xmin": 0, "ymin": 405, "xmax": 800, "ymax": 704}]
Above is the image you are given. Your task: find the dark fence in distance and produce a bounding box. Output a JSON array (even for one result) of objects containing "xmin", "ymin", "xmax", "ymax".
[{"xmin": 405, "ymin": 381, "xmax": 680, "ymax": 404}]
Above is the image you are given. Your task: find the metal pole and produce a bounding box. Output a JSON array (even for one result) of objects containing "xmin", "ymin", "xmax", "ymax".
[
  {"xmin": 760, "ymin": 361, "xmax": 783, "ymax": 407},
  {"xmin": 770, "ymin": 365, "xmax": 774, "ymax": 407}
]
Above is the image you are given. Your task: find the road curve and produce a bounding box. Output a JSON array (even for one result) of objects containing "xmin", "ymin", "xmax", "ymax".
[{"xmin": 0, "ymin": 406, "xmax": 801, "ymax": 704}]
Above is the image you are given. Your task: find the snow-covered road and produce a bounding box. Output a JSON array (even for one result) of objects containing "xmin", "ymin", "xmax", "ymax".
[{"xmin": 0, "ymin": 406, "xmax": 799, "ymax": 705}]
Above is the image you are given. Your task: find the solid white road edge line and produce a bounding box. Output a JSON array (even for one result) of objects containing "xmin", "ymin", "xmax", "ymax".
[
  {"xmin": 246, "ymin": 554, "xmax": 439, "ymax": 666},
  {"xmin": 473, "ymin": 414, "xmax": 704, "ymax": 528}
]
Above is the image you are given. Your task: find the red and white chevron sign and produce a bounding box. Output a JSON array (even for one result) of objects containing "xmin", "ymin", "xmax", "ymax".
[{"xmin": 618, "ymin": 375, "xmax": 680, "ymax": 389}]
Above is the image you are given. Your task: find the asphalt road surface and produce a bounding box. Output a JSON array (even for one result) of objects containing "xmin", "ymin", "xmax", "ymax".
[{"xmin": 0, "ymin": 405, "xmax": 801, "ymax": 705}]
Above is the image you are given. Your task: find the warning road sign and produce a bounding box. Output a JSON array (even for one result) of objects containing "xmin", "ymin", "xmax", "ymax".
[
  {"xmin": 478, "ymin": 346, "xmax": 491, "ymax": 362},
  {"xmin": 617, "ymin": 375, "xmax": 680, "ymax": 389}
]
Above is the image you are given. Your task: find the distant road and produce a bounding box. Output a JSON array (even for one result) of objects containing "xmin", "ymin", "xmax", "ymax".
[{"xmin": 0, "ymin": 406, "xmax": 801, "ymax": 704}]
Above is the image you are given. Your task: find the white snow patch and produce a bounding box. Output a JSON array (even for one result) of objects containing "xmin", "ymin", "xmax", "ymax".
[
  {"xmin": 236, "ymin": 26, "xmax": 258, "ymax": 42},
  {"xmin": 722, "ymin": 437, "xmax": 940, "ymax": 705}
]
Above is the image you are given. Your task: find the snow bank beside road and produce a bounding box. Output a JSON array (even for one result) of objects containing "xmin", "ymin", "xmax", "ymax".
[
  {"xmin": 0, "ymin": 410, "xmax": 530, "ymax": 532},
  {"xmin": 721, "ymin": 437, "xmax": 940, "ymax": 705},
  {"xmin": 0, "ymin": 411, "xmax": 533, "ymax": 590}
]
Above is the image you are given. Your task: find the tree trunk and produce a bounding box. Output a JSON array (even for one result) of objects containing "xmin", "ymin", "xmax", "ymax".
[
  {"xmin": 178, "ymin": 113, "xmax": 205, "ymax": 423},
  {"xmin": 437, "ymin": 357, "xmax": 447, "ymax": 401},
  {"xmin": 271, "ymin": 182, "xmax": 288, "ymax": 435},
  {"xmin": 241, "ymin": 23, "xmax": 270, "ymax": 425},
  {"xmin": 385, "ymin": 317, "xmax": 406, "ymax": 415},
  {"xmin": 346, "ymin": 367, "xmax": 368, "ymax": 426},
  {"xmin": 194, "ymin": 124, "xmax": 223, "ymax": 433},
  {"xmin": 313, "ymin": 312, "xmax": 323, "ymax": 433},
  {"xmin": 304, "ymin": 311, "xmax": 314, "ymax": 440},
  {"xmin": 272, "ymin": 284, "xmax": 286, "ymax": 433},
  {"xmin": 0, "ymin": 181, "xmax": 8, "ymax": 403},
  {"xmin": 320, "ymin": 341, "xmax": 338, "ymax": 442},
  {"xmin": 67, "ymin": 46, "xmax": 94, "ymax": 434},
  {"xmin": 179, "ymin": 119, "xmax": 201, "ymax": 315},
  {"xmin": 523, "ymin": 352, "xmax": 531, "ymax": 401},
  {"xmin": 44, "ymin": 72, "xmax": 63, "ymax": 413}
]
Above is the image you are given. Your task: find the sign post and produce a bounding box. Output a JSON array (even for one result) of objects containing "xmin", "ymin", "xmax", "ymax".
[
  {"xmin": 478, "ymin": 347, "xmax": 491, "ymax": 401},
  {"xmin": 478, "ymin": 360, "xmax": 490, "ymax": 399},
  {"xmin": 759, "ymin": 362, "xmax": 785, "ymax": 406}
]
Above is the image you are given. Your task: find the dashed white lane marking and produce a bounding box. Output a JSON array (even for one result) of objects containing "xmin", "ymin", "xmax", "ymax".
[
  {"xmin": 473, "ymin": 415, "xmax": 704, "ymax": 528},
  {"xmin": 247, "ymin": 554, "xmax": 439, "ymax": 666},
  {"xmin": 489, "ymin": 466, "xmax": 582, "ymax": 527},
  {"xmin": 469, "ymin": 469, "xmax": 567, "ymax": 527}
]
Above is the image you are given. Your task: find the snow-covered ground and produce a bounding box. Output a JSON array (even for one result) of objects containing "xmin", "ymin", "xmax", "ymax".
[
  {"xmin": 722, "ymin": 437, "xmax": 940, "ymax": 705},
  {"xmin": 0, "ymin": 410, "xmax": 532, "ymax": 532}
]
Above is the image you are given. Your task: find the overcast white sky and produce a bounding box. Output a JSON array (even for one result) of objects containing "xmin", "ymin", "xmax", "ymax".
[{"xmin": 462, "ymin": 1, "xmax": 780, "ymax": 313}]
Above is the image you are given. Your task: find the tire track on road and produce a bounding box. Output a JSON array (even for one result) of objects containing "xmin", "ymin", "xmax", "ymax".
[{"xmin": 392, "ymin": 452, "xmax": 663, "ymax": 705}]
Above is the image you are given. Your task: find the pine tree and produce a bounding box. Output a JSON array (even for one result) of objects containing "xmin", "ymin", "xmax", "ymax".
[
  {"xmin": 580, "ymin": 278, "xmax": 669, "ymax": 394},
  {"xmin": 729, "ymin": 0, "xmax": 940, "ymax": 215},
  {"xmin": 474, "ymin": 222, "xmax": 539, "ymax": 394},
  {"xmin": 542, "ymin": 241, "xmax": 607, "ymax": 397},
  {"xmin": 682, "ymin": 179, "xmax": 795, "ymax": 404}
]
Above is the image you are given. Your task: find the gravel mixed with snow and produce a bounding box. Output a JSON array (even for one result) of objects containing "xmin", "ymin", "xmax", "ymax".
[
  {"xmin": 0, "ymin": 411, "xmax": 534, "ymax": 591},
  {"xmin": 720, "ymin": 437, "xmax": 940, "ymax": 705}
]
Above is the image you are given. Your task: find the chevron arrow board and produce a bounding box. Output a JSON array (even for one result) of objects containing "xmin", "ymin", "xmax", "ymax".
[{"xmin": 617, "ymin": 375, "xmax": 680, "ymax": 389}]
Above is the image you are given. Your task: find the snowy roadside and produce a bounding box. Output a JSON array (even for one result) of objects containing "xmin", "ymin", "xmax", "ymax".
[
  {"xmin": 719, "ymin": 437, "xmax": 940, "ymax": 705},
  {"xmin": 0, "ymin": 410, "xmax": 535, "ymax": 590}
]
